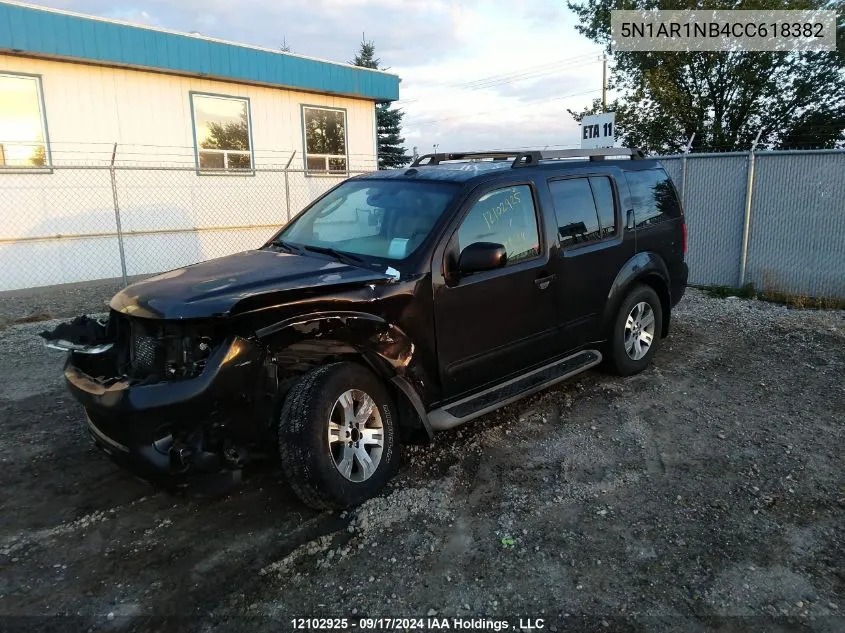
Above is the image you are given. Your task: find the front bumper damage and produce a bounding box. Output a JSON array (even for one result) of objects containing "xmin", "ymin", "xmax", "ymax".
[{"xmin": 42, "ymin": 315, "xmax": 267, "ymax": 483}]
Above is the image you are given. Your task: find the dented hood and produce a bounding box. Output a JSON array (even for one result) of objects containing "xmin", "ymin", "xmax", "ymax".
[{"xmin": 110, "ymin": 250, "xmax": 394, "ymax": 319}]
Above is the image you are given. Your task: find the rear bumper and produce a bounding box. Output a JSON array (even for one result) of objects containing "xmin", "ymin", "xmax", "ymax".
[{"xmin": 65, "ymin": 336, "xmax": 264, "ymax": 478}]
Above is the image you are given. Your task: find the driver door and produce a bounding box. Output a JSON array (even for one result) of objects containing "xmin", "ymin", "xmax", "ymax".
[{"xmin": 433, "ymin": 182, "xmax": 562, "ymax": 399}]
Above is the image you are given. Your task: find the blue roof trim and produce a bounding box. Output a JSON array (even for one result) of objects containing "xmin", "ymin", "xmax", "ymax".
[{"xmin": 0, "ymin": 2, "xmax": 400, "ymax": 102}]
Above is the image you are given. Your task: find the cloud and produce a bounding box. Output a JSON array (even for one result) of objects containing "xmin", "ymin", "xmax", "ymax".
[
  {"xmin": 27, "ymin": 0, "xmax": 607, "ymax": 152},
  {"xmin": 32, "ymin": 0, "xmax": 471, "ymax": 65}
]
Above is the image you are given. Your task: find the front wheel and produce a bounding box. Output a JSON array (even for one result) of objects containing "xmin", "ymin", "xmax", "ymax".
[
  {"xmin": 605, "ymin": 284, "xmax": 663, "ymax": 376},
  {"xmin": 278, "ymin": 362, "xmax": 400, "ymax": 509}
]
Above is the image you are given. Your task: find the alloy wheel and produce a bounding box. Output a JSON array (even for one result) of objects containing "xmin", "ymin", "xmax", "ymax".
[
  {"xmin": 327, "ymin": 389, "xmax": 384, "ymax": 482},
  {"xmin": 624, "ymin": 301, "xmax": 656, "ymax": 361}
]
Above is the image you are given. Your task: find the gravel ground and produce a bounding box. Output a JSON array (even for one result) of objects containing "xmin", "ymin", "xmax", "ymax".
[
  {"xmin": 0, "ymin": 277, "xmax": 145, "ymax": 326},
  {"xmin": 1, "ymin": 288, "xmax": 843, "ymax": 632}
]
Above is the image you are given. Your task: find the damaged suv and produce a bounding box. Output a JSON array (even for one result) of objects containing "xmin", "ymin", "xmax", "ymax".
[{"xmin": 44, "ymin": 148, "xmax": 687, "ymax": 509}]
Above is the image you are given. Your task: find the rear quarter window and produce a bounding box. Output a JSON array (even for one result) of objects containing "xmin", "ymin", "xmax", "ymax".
[{"xmin": 624, "ymin": 168, "xmax": 681, "ymax": 228}]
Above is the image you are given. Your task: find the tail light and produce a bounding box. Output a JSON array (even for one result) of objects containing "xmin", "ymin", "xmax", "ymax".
[{"xmin": 682, "ymin": 222, "xmax": 688, "ymax": 254}]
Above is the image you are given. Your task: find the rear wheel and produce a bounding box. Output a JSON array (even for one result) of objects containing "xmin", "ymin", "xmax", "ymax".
[
  {"xmin": 605, "ymin": 284, "xmax": 663, "ymax": 376},
  {"xmin": 277, "ymin": 362, "xmax": 400, "ymax": 509}
]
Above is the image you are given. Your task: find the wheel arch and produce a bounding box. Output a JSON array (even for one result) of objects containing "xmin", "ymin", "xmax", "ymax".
[
  {"xmin": 255, "ymin": 311, "xmax": 433, "ymax": 440},
  {"xmin": 603, "ymin": 252, "xmax": 672, "ymax": 339}
]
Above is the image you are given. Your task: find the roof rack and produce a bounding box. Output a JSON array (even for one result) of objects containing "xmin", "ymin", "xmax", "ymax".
[
  {"xmin": 514, "ymin": 147, "xmax": 646, "ymax": 166},
  {"xmin": 409, "ymin": 148, "xmax": 646, "ymax": 169},
  {"xmin": 410, "ymin": 152, "xmax": 520, "ymax": 166}
]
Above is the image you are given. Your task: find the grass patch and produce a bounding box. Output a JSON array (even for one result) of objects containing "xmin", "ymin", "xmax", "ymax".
[
  {"xmin": 0, "ymin": 313, "xmax": 57, "ymax": 333},
  {"xmin": 13, "ymin": 312, "xmax": 56, "ymax": 324},
  {"xmin": 706, "ymin": 283, "xmax": 756, "ymax": 300},
  {"xmin": 701, "ymin": 283, "xmax": 845, "ymax": 310}
]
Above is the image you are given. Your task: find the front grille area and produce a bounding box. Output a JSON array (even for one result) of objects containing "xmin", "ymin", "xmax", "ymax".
[
  {"xmin": 106, "ymin": 312, "xmax": 218, "ymax": 381},
  {"xmin": 132, "ymin": 331, "xmax": 164, "ymax": 375}
]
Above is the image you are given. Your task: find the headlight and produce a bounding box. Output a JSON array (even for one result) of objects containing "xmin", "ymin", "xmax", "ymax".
[{"xmin": 128, "ymin": 318, "xmax": 216, "ymax": 380}]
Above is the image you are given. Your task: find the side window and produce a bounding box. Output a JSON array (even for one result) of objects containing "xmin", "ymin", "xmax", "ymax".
[
  {"xmin": 590, "ymin": 176, "xmax": 617, "ymax": 238},
  {"xmin": 548, "ymin": 178, "xmax": 601, "ymax": 247},
  {"xmin": 624, "ymin": 168, "xmax": 681, "ymax": 228},
  {"xmin": 457, "ymin": 185, "xmax": 540, "ymax": 265}
]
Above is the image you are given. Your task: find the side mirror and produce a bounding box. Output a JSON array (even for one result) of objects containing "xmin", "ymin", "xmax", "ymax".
[{"xmin": 458, "ymin": 242, "xmax": 508, "ymax": 274}]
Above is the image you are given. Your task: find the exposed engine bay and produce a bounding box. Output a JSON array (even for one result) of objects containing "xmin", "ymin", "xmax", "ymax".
[{"xmin": 41, "ymin": 312, "xmax": 272, "ymax": 486}]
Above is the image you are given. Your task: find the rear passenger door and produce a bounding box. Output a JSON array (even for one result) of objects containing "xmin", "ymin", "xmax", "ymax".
[{"xmin": 546, "ymin": 174, "xmax": 635, "ymax": 345}]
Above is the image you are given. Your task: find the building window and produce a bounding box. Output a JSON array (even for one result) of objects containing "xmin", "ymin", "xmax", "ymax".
[
  {"xmin": 191, "ymin": 93, "xmax": 253, "ymax": 172},
  {"xmin": 302, "ymin": 106, "xmax": 347, "ymax": 173},
  {"xmin": 0, "ymin": 73, "xmax": 50, "ymax": 168}
]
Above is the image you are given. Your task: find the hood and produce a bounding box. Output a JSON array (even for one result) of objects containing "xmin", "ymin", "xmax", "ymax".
[{"xmin": 110, "ymin": 250, "xmax": 394, "ymax": 319}]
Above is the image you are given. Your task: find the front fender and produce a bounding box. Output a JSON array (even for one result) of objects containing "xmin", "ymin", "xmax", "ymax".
[
  {"xmin": 255, "ymin": 311, "xmax": 414, "ymax": 371},
  {"xmin": 254, "ymin": 311, "xmax": 433, "ymax": 436},
  {"xmin": 602, "ymin": 252, "xmax": 672, "ymax": 337}
]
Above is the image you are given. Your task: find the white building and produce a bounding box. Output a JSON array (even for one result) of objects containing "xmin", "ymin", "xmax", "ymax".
[{"xmin": 0, "ymin": 1, "xmax": 399, "ymax": 290}]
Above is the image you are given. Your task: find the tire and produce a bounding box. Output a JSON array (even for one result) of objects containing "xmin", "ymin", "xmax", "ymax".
[
  {"xmin": 605, "ymin": 284, "xmax": 663, "ymax": 376},
  {"xmin": 277, "ymin": 362, "xmax": 400, "ymax": 509}
]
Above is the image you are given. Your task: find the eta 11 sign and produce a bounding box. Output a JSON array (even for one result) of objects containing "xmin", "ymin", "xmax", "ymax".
[{"xmin": 580, "ymin": 112, "xmax": 615, "ymax": 149}]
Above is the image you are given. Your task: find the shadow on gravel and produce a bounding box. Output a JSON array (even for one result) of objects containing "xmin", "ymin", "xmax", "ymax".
[
  {"xmin": 0, "ymin": 388, "xmax": 344, "ymax": 623},
  {"xmin": 1, "ymin": 290, "xmax": 844, "ymax": 631}
]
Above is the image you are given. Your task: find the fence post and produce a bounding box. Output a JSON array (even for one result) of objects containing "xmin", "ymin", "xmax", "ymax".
[
  {"xmin": 109, "ymin": 143, "xmax": 129, "ymax": 287},
  {"xmin": 680, "ymin": 133, "xmax": 695, "ymax": 207},
  {"xmin": 738, "ymin": 130, "xmax": 762, "ymax": 288},
  {"xmin": 283, "ymin": 150, "xmax": 296, "ymax": 223}
]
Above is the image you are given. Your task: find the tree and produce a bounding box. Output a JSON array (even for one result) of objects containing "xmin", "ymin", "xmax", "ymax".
[
  {"xmin": 352, "ymin": 38, "xmax": 380, "ymax": 69},
  {"xmin": 566, "ymin": 0, "xmax": 845, "ymax": 153},
  {"xmin": 203, "ymin": 111, "xmax": 250, "ymax": 152},
  {"xmin": 29, "ymin": 145, "xmax": 47, "ymax": 167},
  {"xmin": 352, "ymin": 38, "xmax": 410, "ymax": 168}
]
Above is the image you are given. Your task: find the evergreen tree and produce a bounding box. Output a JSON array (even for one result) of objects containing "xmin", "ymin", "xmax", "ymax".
[
  {"xmin": 352, "ymin": 39, "xmax": 380, "ymax": 70},
  {"xmin": 352, "ymin": 38, "xmax": 410, "ymax": 169}
]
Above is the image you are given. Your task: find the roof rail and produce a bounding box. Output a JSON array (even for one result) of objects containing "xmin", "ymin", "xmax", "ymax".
[
  {"xmin": 410, "ymin": 152, "xmax": 520, "ymax": 167},
  {"xmin": 410, "ymin": 148, "xmax": 646, "ymax": 169},
  {"xmin": 512, "ymin": 147, "xmax": 646, "ymax": 167}
]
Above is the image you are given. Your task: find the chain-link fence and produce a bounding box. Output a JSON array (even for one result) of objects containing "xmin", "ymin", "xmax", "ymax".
[
  {"xmin": 660, "ymin": 148, "xmax": 845, "ymax": 299},
  {"xmin": 0, "ymin": 165, "xmax": 368, "ymax": 291},
  {"xmin": 2, "ymin": 150, "xmax": 844, "ymax": 298}
]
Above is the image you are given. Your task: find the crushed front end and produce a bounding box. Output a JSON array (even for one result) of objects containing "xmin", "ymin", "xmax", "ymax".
[{"xmin": 42, "ymin": 312, "xmax": 268, "ymax": 483}]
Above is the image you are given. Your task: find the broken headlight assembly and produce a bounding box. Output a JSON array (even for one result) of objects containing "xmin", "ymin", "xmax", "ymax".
[
  {"xmin": 127, "ymin": 318, "xmax": 218, "ymax": 381},
  {"xmin": 43, "ymin": 312, "xmax": 225, "ymax": 383}
]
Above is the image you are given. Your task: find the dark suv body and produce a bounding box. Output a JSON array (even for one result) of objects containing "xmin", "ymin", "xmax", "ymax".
[{"xmin": 46, "ymin": 148, "xmax": 688, "ymax": 508}]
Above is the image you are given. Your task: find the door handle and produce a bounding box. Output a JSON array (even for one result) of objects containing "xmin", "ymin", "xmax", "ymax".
[{"xmin": 534, "ymin": 274, "xmax": 557, "ymax": 290}]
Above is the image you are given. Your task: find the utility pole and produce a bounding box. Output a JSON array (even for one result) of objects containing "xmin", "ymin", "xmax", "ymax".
[{"xmin": 601, "ymin": 53, "xmax": 607, "ymax": 113}]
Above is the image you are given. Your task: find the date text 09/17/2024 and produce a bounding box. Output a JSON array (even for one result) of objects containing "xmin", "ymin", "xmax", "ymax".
[{"xmin": 290, "ymin": 617, "xmax": 546, "ymax": 630}]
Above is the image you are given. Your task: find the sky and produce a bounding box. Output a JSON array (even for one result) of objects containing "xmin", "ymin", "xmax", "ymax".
[{"xmin": 24, "ymin": 0, "xmax": 608, "ymax": 155}]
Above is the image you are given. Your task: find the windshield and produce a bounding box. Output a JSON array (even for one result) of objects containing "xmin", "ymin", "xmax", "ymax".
[{"xmin": 277, "ymin": 179, "xmax": 458, "ymax": 261}]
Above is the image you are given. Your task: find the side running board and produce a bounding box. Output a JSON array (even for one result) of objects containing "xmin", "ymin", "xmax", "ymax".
[{"xmin": 428, "ymin": 349, "xmax": 602, "ymax": 431}]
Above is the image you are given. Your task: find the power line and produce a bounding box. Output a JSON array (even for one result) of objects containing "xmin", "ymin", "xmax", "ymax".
[
  {"xmin": 406, "ymin": 88, "xmax": 602, "ymax": 128},
  {"xmin": 447, "ymin": 55, "xmax": 598, "ymax": 90},
  {"xmin": 396, "ymin": 54, "xmax": 601, "ymax": 105}
]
